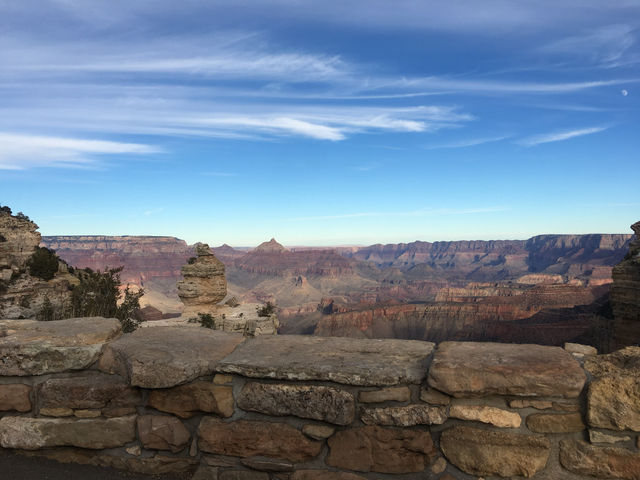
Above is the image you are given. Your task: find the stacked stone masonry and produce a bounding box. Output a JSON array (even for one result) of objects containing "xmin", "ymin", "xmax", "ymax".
[{"xmin": 1, "ymin": 317, "xmax": 640, "ymax": 479}]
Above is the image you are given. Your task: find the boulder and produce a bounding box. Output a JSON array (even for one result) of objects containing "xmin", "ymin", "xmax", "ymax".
[
  {"xmin": 0, "ymin": 415, "xmax": 135, "ymax": 449},
  {"xmin": 218, "ymin": 335, "xmax": 434, "ymax": 386},
  {"xmin": 360, "ymin": 404, "xmax": 447, "ymax": 427},
  {"xmin": 560, "ymin": 439, "xmax": 640, "ymax": 479},
  {"xmin": 326, "ymin": 426, "xmax": 436, "ymax": 474},
  {"xmin": 97, "ymin": 326, "xmax": 244, "ymax": 388},
  {"xmin": 148, "ymin": 381, "xmax": 233, "ymax": 418},
  {"xmin": 428, "ymin": 341, "xmax": 586, "ymax": 398},
  {"xmin": 237, "ymin": 382, "xmax": 354, "ymax": 425},
  {"xmin": 137, "ymin": 415, "xmax": 190, "ymax": 453},
  {"xmin": 0, "ymin": 317, "xmax": 121, "ymax": 376},
  {"xmin": 197, "ymin": 418, "xmax": 322, "ymax": 463},
  {"xmin": 440, "ymin": 425, "xmax": 550, "ymax": 478}
]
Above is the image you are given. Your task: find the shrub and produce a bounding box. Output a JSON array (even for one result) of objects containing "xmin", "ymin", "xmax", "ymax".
[
  {"xmin": 0, "ymin": 234, "xmax": 6, "ymax": 243},
  {"xmin": 70, "ymin": 266, "xmax": 144, "ymax": 333},
  {"xmin": 256, "ymin": 301, "xmax": 275, "ymax": 317},
  {"xmin": 37, "ymin": 297, "xmax": 55, "ymax": 322},
  {"xmin": 187, "ymin": 257, "xmax": 197, "ymax": 264},
  {"xmin": 15, "ymin": 212, "xmax": 30, "ymax": 222},
  {"xmin": 197, "ymin": 313, "xmax": 215, "ymax": 329},
  {"xmin": 0, "ymin": 205, "xmax": 11, "ymax": 216},
  {"xmin": 27, "ymin": 247, "xmax": 60, "ymax": 281}
]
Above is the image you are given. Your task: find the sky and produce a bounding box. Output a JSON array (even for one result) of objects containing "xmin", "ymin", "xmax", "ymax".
[{"xmin": 1, "ymin": 0, "xmax": 639, "ymax": 246}]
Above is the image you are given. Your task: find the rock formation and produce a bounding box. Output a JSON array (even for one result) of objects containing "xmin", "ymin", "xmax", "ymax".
[
  {"xmin": 177, "ymin": 244, "xmax": 227, "ymax": 316},
  {"xmin": 611, "ymin": 221, "xmax": 640, "ymax": 348},
  {"xmin": 0, "ymin": 210, "xmax": 74, "ymax": 319}
]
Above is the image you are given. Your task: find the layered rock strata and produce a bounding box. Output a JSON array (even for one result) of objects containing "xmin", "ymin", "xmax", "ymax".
[{"xmin": 0, "ymin": 320, "xmax": 638, "ymax": 480}]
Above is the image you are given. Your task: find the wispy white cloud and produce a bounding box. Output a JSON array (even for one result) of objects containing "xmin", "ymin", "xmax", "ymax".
[
  {"xmin": 425, "ymin": 136, "xmax": 509, "ymax": 149},
  {"xmin": 0, "ymin": 133, "xmax": 161, "ymax": 170},
  {"xmin": 519, "ymin": 126, "xmax": 609, "ymax": 147},
  {"xmin": 287, "ymin": 207, "xmax": 507, "ymax": 222},
  {"xmin": 540, "ymin": 24, "xmax": 635, "ymax": 66}
]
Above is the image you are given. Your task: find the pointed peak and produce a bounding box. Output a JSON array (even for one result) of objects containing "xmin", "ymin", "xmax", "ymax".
[{"xmin": 254, "ymin": 238, "xmax": 288, "ymax": 253}]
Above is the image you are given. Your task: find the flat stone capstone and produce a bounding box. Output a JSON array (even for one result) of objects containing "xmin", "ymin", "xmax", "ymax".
[{"xmin": 217, "ymin": 335, "xmax": 434, "ymax": 386}]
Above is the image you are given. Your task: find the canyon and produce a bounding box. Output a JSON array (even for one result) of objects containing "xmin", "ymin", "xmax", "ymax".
[{"xmin": 40, "ymin": 230, "xmax": 634, "ymax": 349}]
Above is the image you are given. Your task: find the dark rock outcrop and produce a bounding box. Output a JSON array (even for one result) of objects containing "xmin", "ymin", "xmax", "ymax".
[{"xmin": 611, "ymin": 221, "xmax": 640, "ymax": 348}]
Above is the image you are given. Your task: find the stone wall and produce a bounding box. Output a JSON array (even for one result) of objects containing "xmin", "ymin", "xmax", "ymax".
[{"xmin": 1, "ymin": 318, "xmax": 639, "ymax": 479}]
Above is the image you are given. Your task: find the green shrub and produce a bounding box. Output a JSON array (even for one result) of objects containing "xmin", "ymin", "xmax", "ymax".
[
  {"xmin": 70, "ymin": 266, "xmax": 144, "ymax": 333},
  {"xmin": 197, "ymin": 313, "xmax": 215, "ymax": 329},
  {"xmin": 256, "ymin": 302, "xmax": 275, "ymax": 317},
  {"xmin": 27, "ymin": 247, "xmax": 60, "ymax": 281},
  {"xmin": 0, "ymin": 205, "xmax": 11, "ymax": 216}
]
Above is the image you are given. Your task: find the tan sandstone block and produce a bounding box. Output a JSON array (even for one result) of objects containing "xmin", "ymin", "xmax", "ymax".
[
  {"xmin": 560, "ymin": 439, "xmax": 640, "ymax": 479},
  {"xmin": 358, "ymin": 387, "xmax": 411, "ymax": 403},
  {"xmin": 449, "ymin": 405, "xmax": 521, "ymax": 428},
  {"xmin": 527, "ymin": 413, "xmax": 585, "ymax": 433},
  {"xmin": 440, "ymin": 425, "xmax": 550, "ymax": 478}
]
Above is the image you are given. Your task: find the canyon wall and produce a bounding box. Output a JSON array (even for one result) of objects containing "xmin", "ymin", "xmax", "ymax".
[{"xmin": 1, "ymin": 318, "xmax": 639, "ymax": 479}]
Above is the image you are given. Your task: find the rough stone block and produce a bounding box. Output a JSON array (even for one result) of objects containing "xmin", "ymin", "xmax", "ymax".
[
  {"xmin": 238, "ymin": 382, "xmax": 354, "ymax": 425},
  {"xmin": 198, "ymin": 418, "xmax": 322, "ymax": 463},
  {"xmin": 98, "ymin": 326, "xmax": 244, "ymax": 388},
  {"xmin": 241, "ymin": 457, "xmax": 293, "ymax": 472},
  {"xmin": 588, "ymin": 374, "xmax": 640, "ymax": 432},
  {"xmin": 37, "ymin": 372, "xmax": 141, "ymax": 410},
  {"xmin": 440, "ymin": 425, "xmax": 550, "ymax": 478},
  {"xmin": 326, "ymin": 426, "xmax": 436, "ymax": 474},
  {"xmin": 449, "ymin": 405, "xmax": 521, "ymax": 428},
  {"xmin": 0, "ymin": 415, "xmax": 136, "ymax": 449},
  {"xmin": 358, "ymin": 387, "xmax": 410, "ymax": 403},
  {"xmin": 428, "ymin": 341, "xmax": 586, "ymax": 398},
  {"xmin": 0, "ymin": 318, "xmax": 121, "ymax": 376},
  {"xmin": 360, "ymin": 404, "xmax": 447, "ymax": 427},
  {"xmin": 526, "ymin": 412, "xmax": 585, "ymax": 433},
  {"xmin": 137, "ymin": 415, "xmax": 190, "ymax": 453},
  {"xmin": 0, "ymin": 384, "xmax": 32, "ymax": 412},
  {"xmin": 148, "ymin": 381, "xmax": 233, "ymax": 419},
  {"xmin": 217, "ymin": 335, "xmax": 434, "ymax": 386},
  {"xmin": 560, "ymin": 439, "xmax": 640, "ymax": 479}
]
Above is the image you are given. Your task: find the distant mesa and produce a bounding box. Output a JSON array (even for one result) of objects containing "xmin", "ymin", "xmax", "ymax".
[{"xmin": 254, "ymin": 238, "xmax": 289, "ymax": 253}]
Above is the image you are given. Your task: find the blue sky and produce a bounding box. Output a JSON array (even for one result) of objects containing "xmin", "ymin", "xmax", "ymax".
[{"xmin": 1, "ymin": 1, "xmax": 639, "ymax": 246}]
